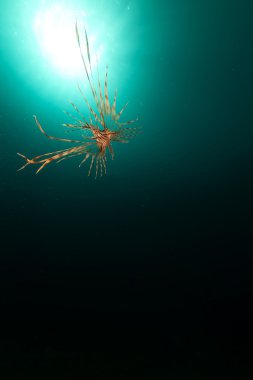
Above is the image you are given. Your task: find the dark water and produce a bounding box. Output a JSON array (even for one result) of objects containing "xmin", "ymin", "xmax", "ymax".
[{"xmin": 1, "ymin": 0, "xmax": 253, "ymax": 378}]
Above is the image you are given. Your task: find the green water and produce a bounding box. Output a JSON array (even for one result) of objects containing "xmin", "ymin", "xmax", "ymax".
[
  {"xmin": 1, "ymin": 0, "xmax": 253, "ymax": 376},
  {"xmin": 1, "ymin": 0, "xmax": 253, "ymax": 267},
  {"xmin": 1, "ymin": 0, "xmax": 253, "ymax": 269}
]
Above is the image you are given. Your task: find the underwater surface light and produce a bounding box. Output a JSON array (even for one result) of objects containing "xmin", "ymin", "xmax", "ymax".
[{"xmin": 34, "ymin": 5, "xmax": 103, "ymax": 77}]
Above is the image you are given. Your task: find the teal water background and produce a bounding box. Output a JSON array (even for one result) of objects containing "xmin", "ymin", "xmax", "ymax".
[
  {"xmin": 1, "ymin": 0, "xmax": 253, "ymax": 376},
  {"xmin": 1, "ymin": 0, "xmax": 252, "ymax": 246}
]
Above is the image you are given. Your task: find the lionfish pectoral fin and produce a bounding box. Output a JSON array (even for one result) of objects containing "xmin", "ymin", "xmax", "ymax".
[
  {"xmin": 79, "ymin": 153, "xmax": 90, "ymax": 167},
  {"xmin": 17, "ymin": 153, "xmax": 32, "ymax": 171},
  {"xmin": 108, "ymin": 144, "xmax": 114, "ymax": 159},
  {"xmin": 36, "ymin": 162, "xmax": 48, "ymax": 174},
  {"xmin": 33, "ymin": 115, "xmax": 82, "ymax": 143}
]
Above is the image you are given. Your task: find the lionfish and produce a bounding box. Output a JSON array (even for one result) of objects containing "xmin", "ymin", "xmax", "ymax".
[{"xmin": 17, "ymin": 22, "xmax": 140, "ymax": 177}]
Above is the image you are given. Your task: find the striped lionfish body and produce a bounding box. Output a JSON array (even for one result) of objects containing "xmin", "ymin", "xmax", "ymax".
[{"xmin": 18, "ymin": 21, "xmax": 140, "ymax": 177}]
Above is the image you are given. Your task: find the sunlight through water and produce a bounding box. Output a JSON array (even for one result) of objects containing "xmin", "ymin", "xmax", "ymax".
[{"xmin": 33, "ymin": 5, "xmax": 103, "ymax": 78}]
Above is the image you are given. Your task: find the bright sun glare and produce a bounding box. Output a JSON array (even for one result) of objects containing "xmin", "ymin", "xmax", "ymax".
[{"xmin": 34, "ymin": 5, "xmax": 103, "ymax": 77}]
